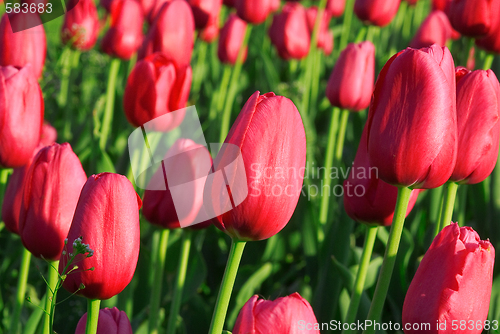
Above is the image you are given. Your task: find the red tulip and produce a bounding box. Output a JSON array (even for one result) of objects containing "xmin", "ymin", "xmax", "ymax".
[
  {"xmin": 233, "ymin": 293, "xmax": 319, "ymax": 333},
  {"xmin": 326, "ymin": 0, "xmax": 346, "ymax": 17},
  {"xmin": 326, "ymin": 41, "xmax": 375, "ymax": 111},
  {"xmin": 432, "ymin": 0, "xmax": 451, "ymax": 11},
  {"xmin": 199, "ymin": 14, "xmax": 220, "ymax": 42},
  {"xmin": 75, "ymin": 307, "xmax": 132, "ymax": 334},
  {"xmin": 218, "ymin": 14, "xmax": 248, "ymax": 65},
  {"xmin": 223, "ymin": 0, "xmax": 235, "ymax": 7},
  {"xmin": 142, "ymin": 139, "xmax": 212, "ymax": 229},
  {"xmin": 61, "ymin": 0, "xmax": 100, "ymax": 51},
  {"xmin": 354, "ymin": 0, "xmax": 401, "ymax": 27},
  {"xmin": 144, "ymin": 0, "xmax": 171, "ymax": 23},
  {"xmin": 235, "ymin": 0, "xmax": 274, "ymax": 24},
  {"xmin": 138, "ymin": 0, "xmax": 195, "ymax": 68},
  {"xmin": 366, "ymin": 45, "xmax": 457, "ymax": 189},
  {"xmin": 410, "ymin": 11, "xmax": 454, "ymax": 49},
  {"xmin": 59, "ymin": 173, "xmax": 142, "ymax": 300},
  {"xmin": 205, "ymin": 91, "xmax": 306, "ymax": 241},
  {"xmin": 0, "ymin": 65, "xmax": 44, "ymax": 168},
  {"xmin": 18, "ymin": 143, "xmax": 87, "ymax": 260},
  {"xmin": 269, "ymin": 3, "xmax": 311, "ymax": 60},
  {"xmin": 306, "ymin": 6, "xmax": 333, "ymax": 55},
  {"xmin": 402, "ymin": 223, "xmax": 494, "ymax": 334},
  {"xmin": 123, "ymin": 53, "xmax": 191, "ymax": 130},
  {"xmin": 0, "ymin": 13, "xmax": 46, "ymax": 78},
  {"xmin": 475, "ymin": 14, "xmax": 500, "ymax": 54},
  {"xmin": 447, "ymin": 0, "xmax": 500, "ymax": 37},
  {"xmin": 40, "ymin": 122, "xmax": 58, "ymax": 147},
  {"xmin": 101, "ymin": 0, "xmax": 144, "ymax": 60},
  {"xmin": 449, "ymin": 67, "xmax": 500, "ymax": 184},
  {"xmin": 189, "ymin": 0, "xmax": 222, "ymax": 30}
]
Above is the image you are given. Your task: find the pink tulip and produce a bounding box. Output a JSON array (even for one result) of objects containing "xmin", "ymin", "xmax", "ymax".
[
  {"xmin": 218, "ymin": 14, "xmax": 248, "ymax": 65},
  {"xmin": 235, "ymin": 0, "xmax": 274, "ymax": 24},
  {"xmin": 61, "ymin": 0, "xmax": 100, "ymax": 51},
  {"xmin": 447, "ymin": 0, "xmax": 500, "ymax": 37},
  {"xmin": 326, "ymin": 0, "xmax": 346, "ymax": 17},
  {"xmin": 354, "ymin": 0, "xmax": 401, "ymax": 27},
  {"xmin": 410, "ymin": 11, "xmax": 454, "ymax": 49},
  {"xmin": 74, "ymin": 307, "xmax": 132, "ymax": 334}
]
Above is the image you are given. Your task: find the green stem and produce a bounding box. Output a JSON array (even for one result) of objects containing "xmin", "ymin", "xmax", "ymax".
[
  {"xmin": 362, "ymin": 187, "xmax": 412, "ymax": 334},
  {"xmin": 483, "ymin": 54, "xmax": 495, "ymax": 70},
  {"xmin": 429, "ymin": 186, "xmax": 444, "ymax": 227},
  {"xmin": 438, "ymin": 182, "xmax": 459, "ymax": 232},
  {"xmin": 85, "ymin": 299, "xmax": 101, "ymax": 334},
  {"xmin": 334, "ymin": 109, "xmax": 350, "ymax": 163},
  {"xmin": 319, "ymin": 107, "xmax": 340, "ymax": 225},
  {"xmin": 192, "ymin": 41, "xmax": 208, "ymax": 97},
  {"xmin": 339, "ymin": 0, "xmax": 355, "ymax": 54},
  {"xmin": 43, "ymin": 260, "xmax": 59, "ymax": 334},
  {"xmin": 208, "ymin": 240, "xmax": 246, "ymax": 334},
  {"xmin": 99, "ymin": 58, "xmax": 120, "ymax": 151},
  {"xmin": 308, "ymin": 0, "xmax": 327, "ymax": 118},
  {"xmin": 457, "ymin": 185, "xmax": 468, "ymax": 226},
  {"xmin": 0, "ymin": 168, "xmax": 11, "ymax": 207},
  {"xmin": 10, "ymin": 248, "xmax": 31, "ymax": 334},
  {"xmin": 213, "ymin": 66, "xmax": 232, "ymax": 121},
  {"xmin": 166, "ymin": 230, "xmax": 192, "ymax": 334},
  {"xmin": 148, "ymin": 229, "xmax": 170, "ymax": 334},
  {"xmin": 343, "ymin": 226, "xmax": 378, "ymax": 333},
  {"xmin": 219, "ymin": 26, "xmax": 253, "ymax": 144},
  {"xmin": 58, "ymin": 48, "xmax": 72, "ymax": 109}
]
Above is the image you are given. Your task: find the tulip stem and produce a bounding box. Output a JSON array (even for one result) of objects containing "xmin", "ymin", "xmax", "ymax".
[
  {"xmin": 437, "ymin": 182, "xmax": 459, "ymax": 233},
  {"xmin": 308, "ymin": 0, "xmax": 327, "ymax": 118},
  {"xmin": 339, "ymin": 0, "xmax": 355, "ymax": 55},
  {"xmin": 457, "ymin": 185, "xmax": 468, "ymax": 225},
  {"xmin": 362, "ymin": 187, "xmax": 412, "ymax": 334},
  {"xmin": 215, "ymin": 66, "xmax": 232, "ymax": 118},
  {"xmin": 10, "ymin": 248, "xmax": 31, "ymax": 334},
  {"xmin": 148, "ymin": 229, "xmax": 170, "ymax": 334},
  {"xmin": 335, "ymin": 109, "xmax": 350, "ymax": 163},
  {"xmin": 219, "ymin": 25, "xmax": 252, "ymax": 144},
  {"xmin": 0, "ymin": 168, "xmax": 11, "ymax": 208},
  {"xmin": 319, "ymin": 107, "xmax": 340, "ymax": 225},
  {"xmin": 99, "ymin": 58, "xmax": 121, "ymax": 151},
  {"xmin": 343, "ymin": 226, "xmax": 378, "ymax": 333},
  {"xmin": 166, "ymin": 230, "xmax": 192, "ymax": 334},
  {"xmin": 43, "ymin": 260, "xmax": 59, "ymax": 334},
  {"xmin": 208, "ymin": 239, "xmax": 246, "ymax": 334},
  {"xmin": 85, "ymin": 299, "xmax": 101, "ymax": 334},
  {"xmin": 192, "ymin": 41, "xmax": 208, "ymax": 98},
  {"xmin": 483, "ymin": 54, "xmax": 495, "ymax": 70}
]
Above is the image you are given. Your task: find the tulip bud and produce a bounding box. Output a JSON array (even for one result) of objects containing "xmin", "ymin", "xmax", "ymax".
[
  {"xmin": 144, "ymin": 0, "xmax": 171, "ymax": 23},
  {"xmin": 218, "ymin": 14, "xmax": 248, "ymax": 65},
  {"xmin": 449, "ymin": 67, "xmax": 500, "ymax": 184},
  {"xmin": 354, "ymin": 0, "xmax": 401, "ymax": 27},
  {"xmin": 475, "ymin": 15, "xmax": 500, "ymax": 54},
  {"xmin": 199, "ymin": 14, "xmax": 220, "ymax": 42},
  {"xmin": 402, "ymin": 223, "xmax": 494, "ymax": 334},
  {"xmin": 60, "ymin": 173, "xmax": 142, "ymax": 300},
  {"xmin": 18, "ymin": 143, "xmax": 87, "ymax": 260},
  {"xmin": 269, "ymin": 3, "xmax": 311, "ymax": 60},
  {"xmin": 366, "ymin": 45, "xmax": 457, "ymax": 189},
  {"xmin": 326, "ymin": 41, "xmax": 375, "ymax": 111},
  {"xmin": 306, "ymin": 6, "xmax": 333, "ymax": 55},
  {"xmin": 410, "ymin": 11, "xmax": 454, "ymax": 49},
  {"xmin": 189, "ymin": 0, "xmax": 222, "ymax": 30},
  {"xmin": 0, "ymin": 65, "xmax": 44, "ymax": 168},
  {"xmin": 123, "ymin": 53, "xmax": 191, "ymax": 130},
  {"xmin": 61, "ymin": 0, "xmax": 100, "ymax": 51},
  {"xmin": 74, "ymin": 307, "xmax": 133, "ymax": 334},
  {"xmin": 326, "ymin": 0, "xmax": 346, "ymax": 17},
  {"xmin": 206, "ymin": 91, "xmax": 306, "ymax": 241},
  {"xmin": 447, "ymin": 0, "xmax": 500, "ymax": 37},
  {"xmin": 235, "ymin": 0, "xmax": 274, "ymax": 24},
  {"xmin": 233, "ymin": 293, "xmax": 319, "ymax": 333},
  {"xmin": 0, "ymin": 13, "xmax": 46, "ymax": 78},
  {"xmin": 101, "ymin": 0, "xmax": 144, "ymax": 60}
]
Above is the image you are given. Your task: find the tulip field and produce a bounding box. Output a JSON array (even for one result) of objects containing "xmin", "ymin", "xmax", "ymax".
[{"xmin": 3, "ymin": 0, "xmax": 500, "ymax": 333}]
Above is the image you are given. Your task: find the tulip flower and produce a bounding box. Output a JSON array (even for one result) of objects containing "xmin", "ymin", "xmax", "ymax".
[
  {"xmin": 61, "ymin": 0, "xmax": 100, "ymax": 51},
  {"xmin": 144, "ymin": 0, "xmax": 170, "ymax": 23},
  {"xmin": 354, "ymin": 0, "xmax": 401, "ymax": 27},
  {"xmin": 235, "ymin": 0, "xmax": 274, "ymax": 24},
  {"xmin": 18, "ymin": 143, "xmax": 87, "ymax": 260},
  {"xmin": 326, "ymin": 41, "xmax": 375, "ymax": 112},
  {"xmin": 138, "ymin": 0, "xmax": 195, "ymax": 68},
  {"xmin": 223, "ymin": 0, "xmax": 235, "ymax": 7},
  {"xmin": 0, "ymin": 13, "xmax": 46, "ymax": 78},
  {"xmin": 449, "ymin": 67, "xmax": 500, "ymax": 184},
  {"xmin": 101, "ymin": 0, "xmax": 144, "ymax": 60},
  {"xmin": 366, "ymin": 45, "xmax": 457, "ymax": 189},
  {"xmin": 218, "ymin": 14, "xmax": 248, "ymax": 65},
  {"xmin": 60, "ymin": 173, "xmax": 142, "ymax": 300},
  {"xmin": 326, "ymin": 0, "xmax": 345, "ymax": 17},
  {"xmin": 402, "ymin": 223, "xmax": 495, "ymax": 334},
  {"xmin": 233, "ymin": 293, "xmax": 320, "ymax": 333},
  {"xmin": 432, "ymin": 0, "xmax": 451, "ymax": 10},
  {"xmin": 199, "ymin": 15, "xmax": 220, "ymax": 42},
  {"xmin": 0, "ymin": 65, "xmax": 44, "ymax": 168},
  {"xmin": 189, "ymin": 0, "xmax": 223, "ymax": 30},
  {"xmin": 306, "ymin": 6, "xmax": 333, "ymax": 55},
  {"xmin": 410, "ymin": 11, "xmax": 454, "ymax": 49},
  {"xmin": 447, "ymin": 0, "xmax": 500, "ymax": 37},
  {"xmin": 123, "ymin": 53, "xmax": 191, "ymax": 130},
  {"xmin": 268, "ymin": 3, "xmax": 311, "ymax": 60},
  {"xmin": 475, "ymin": 16, "xmax": 500, "ymax": 54},
  {"xmin": 206, "ymin": 91, "xmax": 306, "ymax": 241},
  {"xmin": 75, "ymin": 307, "xmax": 133, "ymax": 334}
]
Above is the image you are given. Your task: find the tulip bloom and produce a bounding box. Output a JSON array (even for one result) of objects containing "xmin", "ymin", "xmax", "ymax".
[
  {"xmin": 60, "ymin": 173, "xmax": 141, "ymax": 300},
  {"xmin": 354, "ymin": 0, "xmax": 401, "ymax": 27},
  {"xmin": 410, "ymin": 11, "xmax": 454, "ymax": 49},
  {"xmin": 61, "ymin": 0, "xmax": 100, "ymax": 51},
  {"xmin": 366, "ymin": 45, "xmax": 457, "ymax": 189},
  {"xmin": 0, "ymin": 65, "xmax": 44, "ymax": 168},
  {"xmin": 306, "ymin": 7, "xmax": 333, "ymax": 55},
  {"xmin": 101, "ymin": 0, "xmax": 144, "ymax": 60},
  {"xmin": 189, "ymin": 0, "xmax": 223, "ymax": 30},
  {"xmin": 475, "ymin": 17, "xmax": 500, "ymax": 54},
  {"xmin": 449, "ymin": 67, "xmax": 500, "ymax": 184},
  {"xmin": 233, "ymin": 293, "xmax": 320, "ymax": 333},
  {"xmin": 218, "ymin": 14, "xmax": 248, "ymax": 65},
  {"xmin": 75, "ymin": 307, "xmax": 133, "ymax": 334},
  {"xmin": 326, "ymin": 0, "xmax": 345, "ymax": 17},
  {"xmin": 402, "ymin": 223, "xmax": 494, "ymax": 334},
  {"xmin": 199, "ymin": 15, "xmax": 220, "ymax": 42},
  {"xmin": 326, "ymin": 41, "xmax": 375, "ymax": 111},
  {"xmin": 0, "ymin": 13, "xmax": 46, "ymax": 78},
  {"xmin": 432, "ymin": 0, "xmax": 451, "ymax": 10},
  {"xmin": 269, "ymin": 3, "xmax": 311, "ymax": 60},
  {"xmin": 235, "ymin": 0, "xmax": 274, "ymax": 24},
  {"xmin": 18, "ymin": 144, "xmax": 87, "ymax": 260},
  {"xmin": 206, "ymin": 91, "xmax": 306, "ymax": 241},
  {"xmin": 447, "ymin": 0, "xmax": 500, "ymax": 37},
  {"xmin": 123, "ymin": 53, "xmax": 191, "ymax": 129},
  {"xmin": 138, "ymin": 0, "xmax": 195, "ymax": 68}
]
